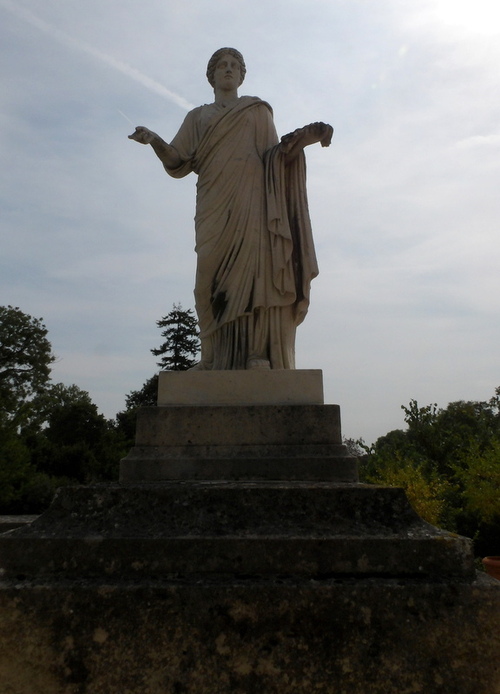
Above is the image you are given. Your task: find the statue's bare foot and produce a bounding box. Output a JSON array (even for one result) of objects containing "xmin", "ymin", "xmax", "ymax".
[{"xmin": 246, "ymin": 357, "xmax": 271, "ymax": 370}]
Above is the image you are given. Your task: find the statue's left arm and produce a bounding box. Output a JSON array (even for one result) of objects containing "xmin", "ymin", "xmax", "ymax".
[{"xmin": 280, "ymin": 122, "xmax": 333, "ymax": 163}]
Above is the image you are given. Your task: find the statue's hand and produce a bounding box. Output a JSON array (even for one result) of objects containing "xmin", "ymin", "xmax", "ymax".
[
  {"xmin": 128, "ymin": 128, "xmax": 181, "ymax": 168},
  {"xmin": 280, "ymin": 122, "xmax": 334, "ymax": 156},
  {"xmin": 128, "ymin": 126, "xmax": 157, "ymax": 145},
  {"xmin": 318, "ymin": 122, "xmax": 334, "ymax": 147},
  {"xmin": 301, "ymin": 122, "xmax": 334, "ymax": 147}
]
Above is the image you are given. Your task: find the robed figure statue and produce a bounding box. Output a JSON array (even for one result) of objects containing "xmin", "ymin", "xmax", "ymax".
[{"xmin": 129, "ymin": 48, "xmax": 333, "ymax": 371}]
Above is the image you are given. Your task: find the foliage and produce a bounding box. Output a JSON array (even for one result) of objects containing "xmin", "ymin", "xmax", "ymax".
[
  {"xmin": 454, "ymin": 440, "xmax": 500, "ymax": 524},
  {"xmin": 361, "ymin": 448, "xmax": 451, "ymax": 528},
  {"xmin": 359, "ymin": 388, "xmax": 500, "ymax": 556},
  {"xmin": 117, "ymin": 306, "xmax": 200, "ymax": 442},
  {"xmin": 0, "ymin": 305, "xmax": 55, "ymax": 421},
  {"xmin": 151, "ymin": 303, "xmax": 200, "ymax": 370},
  {"xmin": 115, "ymin": 375, "xmax": 159, "ymax": 444},
  {"xmin": 25, "ymin": 383, "xmax": 126, "ymax": 483},
  {"xmin": 0, "ymin": 410, "xmax": 65, "ymax": 513},
  {"xmin": 0, "ymin": 303, "xmax": 199, "ymax": 514},
  {"xmin": 124, "ymin": 375, "xmax": 159, "ymax": 410},
  {"xmin": 343, "ymin": 437, "xmax": 366, "ymax": 458},
  {"xmin": 0, "ymin": 416, "xmax": 31, "ymax": 507},
  {"xmin": 0, "ymin": 307, "xmax": 129, "ymax": 513}
]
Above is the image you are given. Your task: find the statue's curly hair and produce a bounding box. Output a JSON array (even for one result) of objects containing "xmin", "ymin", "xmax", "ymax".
[{"xmin": 206, "ymin": 48, "xmax": 246, "ymax": 88}]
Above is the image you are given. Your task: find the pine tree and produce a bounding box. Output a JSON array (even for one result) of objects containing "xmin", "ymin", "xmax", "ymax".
[{"xmin": 151, "ymin": 304, "xmax": 200, "ymax": 370}]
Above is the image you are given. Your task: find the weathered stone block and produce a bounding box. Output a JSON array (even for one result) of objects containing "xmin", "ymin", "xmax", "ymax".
[
  {"xmin": 157, "ymin": 369, "xmax": 324, "ymax": 406},
  {"xmin": 120, "ymin": 404, "xmax": 356, "ymax": 482},
  {"xmin": 0, "ymin": 483, "xmax": 475, "ymax": 581},
  {"xmin": 0, "ymin": 576, "xmax": 499, "ymax": 693},
  {"xmin": 134, "ymin": 404, "xmax": 342, "ymax": 447}
]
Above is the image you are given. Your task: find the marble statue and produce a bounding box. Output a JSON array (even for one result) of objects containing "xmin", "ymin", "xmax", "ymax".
[{"xmin": 129, "ymin": 48, "xmax": 333, "ymax": 370}]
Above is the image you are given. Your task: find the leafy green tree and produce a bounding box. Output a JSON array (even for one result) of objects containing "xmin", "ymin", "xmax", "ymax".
[
  {"xmin": 343, "ymin": 437, "xmax": 366, "ymax": 458},
  {"xmin": 0, "ymin": 305, "xmax": 55, "ymax": 422},
  {"xmin": 26, "ymin": 383, "xmax": 125, "ymax": 483},
  {"xmin": 455, "ymin": 440, "xmax": 500, "ymax": 524},
  {"xmin": 0, "ymin": 307, "xmax": 130, "ymax": 512},
  {"xmin": 123, "ymin": 375, "xmax": 159, "ymax": 409},
  {"xmin": 151, "ymin": 303, "xmax": 200, "ymax": 370},
  {"xmin": 360, "ymin": 388, "xmax": 500, "ymax": 556},
  {"xmin": 0, "ymin": 406, "xmax": 65, "ymax": 514},
  {"xmin": 0, "ymin": 307, "xmax": 62, "ymax": 512},
  {"xmin": 361, "ymin": 445, "xmax": 451, "ymax": 527},
  {"xmin": 0, "ymin": 413, "xmax": 32, "ymax": 507},
  {"xmin": 116, "ymin": 375, "xmax": 159, "ymax": 444}
]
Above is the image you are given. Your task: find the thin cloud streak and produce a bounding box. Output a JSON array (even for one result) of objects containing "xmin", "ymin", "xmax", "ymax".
[{"xmin": 0, "ymin": 0, "xmax": 194, "ymax": 111}]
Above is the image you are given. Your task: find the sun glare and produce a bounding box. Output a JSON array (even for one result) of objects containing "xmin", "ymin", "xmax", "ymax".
[{"xmin": 433, "ymin": 0, "xmax": 500, "ymax": 35}]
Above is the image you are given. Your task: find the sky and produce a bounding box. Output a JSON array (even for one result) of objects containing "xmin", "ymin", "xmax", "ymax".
[{"xmin": 1, "ymin": 0, "xmax": 499, "ymax": 444}]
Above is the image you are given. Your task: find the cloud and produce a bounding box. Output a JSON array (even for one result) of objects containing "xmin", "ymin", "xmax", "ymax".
[
  {"xmin": 455, "ymin": 133, "xmax": 500, "ymax": 149},
  {"xmin": 0, "ymin": 0, "xmax": 194, "ymax": 110}
]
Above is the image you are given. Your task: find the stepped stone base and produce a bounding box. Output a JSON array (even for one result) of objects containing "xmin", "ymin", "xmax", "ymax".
[
  {"xmin": 120, "ymin": 403, "xmax": 358, "ymax": 482},
  {"xmin": 121, "ymin": 371, "xmax": 357, "ymax": 483},
  {"xmin": 1, "ymin": 370, "xmax": 499, "ymax": 693},
  {"xmin": 0, "ymin": 483, "xmax": 474, "ymax": 581}
]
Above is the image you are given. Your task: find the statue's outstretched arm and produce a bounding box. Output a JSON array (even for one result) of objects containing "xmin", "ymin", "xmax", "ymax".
[
  {"xmin": 128, "ymin": 126, "xmax": 182, "ymax": 169},
  {"xmin": 280, "ymin": 122, "xmax": 333, "ymax": 163}
]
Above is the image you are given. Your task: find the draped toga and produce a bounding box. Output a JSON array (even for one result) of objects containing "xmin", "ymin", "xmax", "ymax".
[{"xmin": 165, "ymin": 96, "xmax": 318, "ymax": 370}]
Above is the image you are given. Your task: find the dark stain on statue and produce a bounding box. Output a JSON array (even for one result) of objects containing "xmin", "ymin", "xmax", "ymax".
[
  {"xmin": 211, "ymin": 289, "xmax": 228, "ymax": 322},
  {"xmin": 244, "ymin": 282, "xmax": 254, "ymax": 313}
]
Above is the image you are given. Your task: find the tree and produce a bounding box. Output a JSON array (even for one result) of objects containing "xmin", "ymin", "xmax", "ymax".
[
  {"xmin": 123, "ymin": 375, "xmax": 159, "ymax": 410},
  {"xmin": 343, "ymin": 437, "xmax": 366, "ymax": 458},
  {"xmin": 151, "ymin": 304, "xmax": 200, "ymax": 370},
  {"xmin": 360, "ymin": 444, "xmax": 451, "ymax": 527},
  {"xmin": 359, "ymin": 388, "xmax": 500, "ymax": 556},
  {"xmin": 25, "ymin": 383, "xmax": 125, "ymax": 483},
  {"xmin": 0, "ymin": 308, "xmax": 132, "ymax": 512},
  {"xmin": 455, "ymin": 439, "xmax": 500, "ymax": 524},
  {"xmin": 0, "ymin": 306, "xmax": 55, "ymax": 421},
  {"xmin": 115, "ymin": 375, "xmax": 159, "ymax": 443},
  {"xmin": 0, "ymin": 307, "xmax": 61, "ymax": 512},
  {"xmin": 117, "ymin": 305, "xmax": 200, "ymax": 443}
]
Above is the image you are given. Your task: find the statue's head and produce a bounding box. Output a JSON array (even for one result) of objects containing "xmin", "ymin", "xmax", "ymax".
[{"xmin": 206, "ymin": 48, "xmax": 246, "ymax": 89}]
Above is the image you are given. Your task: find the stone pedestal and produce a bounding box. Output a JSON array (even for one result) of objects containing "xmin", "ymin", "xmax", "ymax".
[
  {"xmin": 120, "ymin": 404, "xmax": 357, "ymax": 482},
  {"xmin": 0, "ymin": 370, "xmax": 499, "ymax": 693},
  {"xmin": 121, "ymin": 370, "xmax": 357, "ymax": 483}
]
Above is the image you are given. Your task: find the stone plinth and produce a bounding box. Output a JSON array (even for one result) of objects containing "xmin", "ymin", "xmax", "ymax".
[
  {"xmin": 157, "ymin": 369, "xmax": 324, "ymax": 406},
  {"xmin": 127, "ymin": 370, "xmax": 346, "ymax": 482},
  {"xmin": 120, "ymin": 402, "xmax": 358, "ymax": 482}
]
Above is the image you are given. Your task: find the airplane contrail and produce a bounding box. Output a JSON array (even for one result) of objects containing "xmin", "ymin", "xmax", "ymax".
[{"xmin": 0, "ymin": 0, "xmax": 194, "ymax": 111}]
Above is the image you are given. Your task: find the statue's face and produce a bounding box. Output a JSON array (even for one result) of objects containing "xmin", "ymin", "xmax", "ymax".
[{"xmin": 213, "ymin": 53, "xmax": 241, "ymax": 91}]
